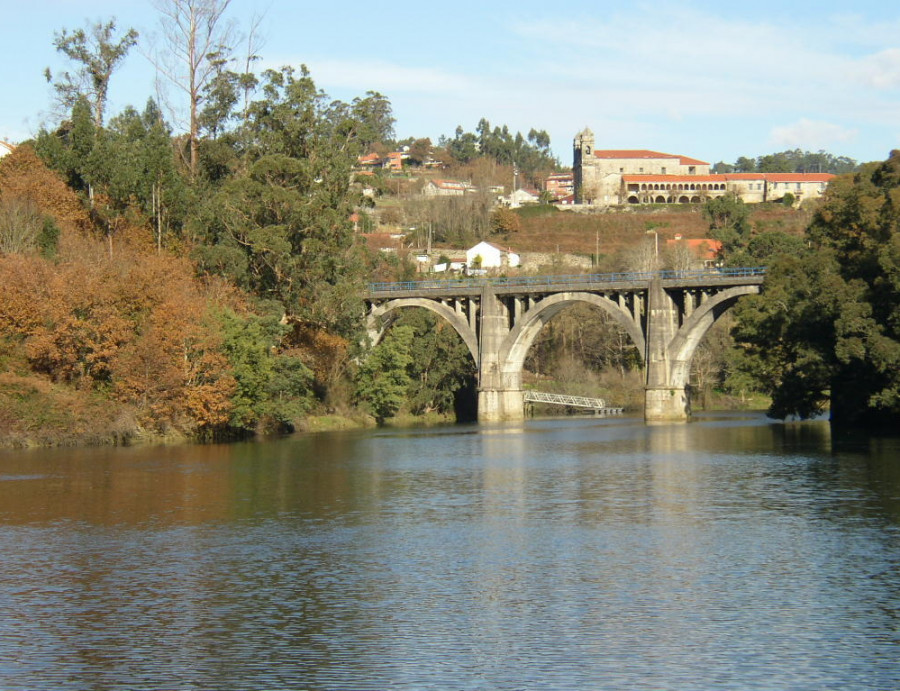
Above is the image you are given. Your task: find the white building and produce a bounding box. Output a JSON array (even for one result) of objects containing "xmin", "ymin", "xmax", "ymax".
[
  {"xmin": 0, "ymin": 141, "xmax": 14, "ymax": 159},
  {"xmin": 503, "ymin": 188, "xmax": 540, "ymax": 208},
  {"xmin": 466, "ymin": 241, "xmax": 521, "ymax": 270},
  {"xmin": 422, "ymin": 179, "xmax": 474, "ymax": 197}
]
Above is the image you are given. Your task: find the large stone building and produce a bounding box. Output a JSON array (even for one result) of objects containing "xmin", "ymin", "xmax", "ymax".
[{"xmin": 573, "ymin": 127, "xmax": 834, "ymax": 206}]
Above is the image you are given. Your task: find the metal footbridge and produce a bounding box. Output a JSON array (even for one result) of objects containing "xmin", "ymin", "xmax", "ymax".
[{"xmin": 524, "ymin": 390, "xmax": 623, "ymax": 416}]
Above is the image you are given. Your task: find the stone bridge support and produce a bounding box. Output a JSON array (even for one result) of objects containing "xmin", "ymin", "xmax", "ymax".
[
  {"xmin": 644, "ymin": 282, "xmax": 761, "ymax": 422},
  {"xmin": 477, "ymin": 286, "xmax": 524, "ymax": 422},
  {"xmin": 644, "ymin": 278, "xmax": 687, "ymax": 421}
]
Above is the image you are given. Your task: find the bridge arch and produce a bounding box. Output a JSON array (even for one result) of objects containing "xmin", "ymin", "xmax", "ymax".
[
  {"xmin": 499, "ymin": 292, "xmax": 646, "ymax": 376},
  {"xmin": 366, "ymin": 298, "xmax": 479, "ymax": 365},
  {"xmin": 667, "ymin": 285, "xmax": 759, "ymax": 388}
]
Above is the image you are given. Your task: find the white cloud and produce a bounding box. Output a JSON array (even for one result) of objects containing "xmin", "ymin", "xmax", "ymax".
[
  {"xmin": 509, "ymin": 6, "xmax": 880, "ymax": 120},
  {"xmin": 855, "ymin": 48, "xmax": 900, "ymax": 89},
  {"xmin": 768, "ymin": 119, "xmax": 858, "ymax": 150}
]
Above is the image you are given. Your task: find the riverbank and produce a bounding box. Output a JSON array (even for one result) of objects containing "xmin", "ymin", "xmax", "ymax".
[{"xmin": 0, "ymin": 382, "xmax": 774, "ymax": 450}]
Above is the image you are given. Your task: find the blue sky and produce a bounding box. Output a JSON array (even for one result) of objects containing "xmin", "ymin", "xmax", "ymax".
[{"xmin": 3, "ymin": 0, "xmax": 900, "ymax": 166}]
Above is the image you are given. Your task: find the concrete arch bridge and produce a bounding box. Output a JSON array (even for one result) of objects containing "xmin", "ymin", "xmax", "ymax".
[{"xmin": 365, "ymin": 267, "xmax": 766, "ymax": 423}]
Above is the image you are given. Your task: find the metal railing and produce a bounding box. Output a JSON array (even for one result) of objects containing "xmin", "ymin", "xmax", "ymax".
[
  {"xmin": 368, "ymin": 266, "xmax": 766, "ymax": 294},
  {"xmin": 524, "ymin": 390, "xmax": 617, "ymax": 411}
]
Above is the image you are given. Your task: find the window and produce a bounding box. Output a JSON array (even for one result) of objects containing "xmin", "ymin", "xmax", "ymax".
[
  {"xmin": 688, "ymin": 166, "xmax": 696, "ymax": 175},
  {"xmin": 619, "ymin": 167, "xmax": 624, "ymax": 173},
  {"xmin": 639, "ymin": 167, "xmax": 644, "ymax": 173},
  {"xmin": 661, "ymin": 167, "xmax": 667, "ymax": 174}
]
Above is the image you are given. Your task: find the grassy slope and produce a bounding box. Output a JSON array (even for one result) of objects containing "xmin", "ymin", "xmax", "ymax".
[{"xmin": 507, "ymin": 203, "xmax": 811, "ymax": 257}]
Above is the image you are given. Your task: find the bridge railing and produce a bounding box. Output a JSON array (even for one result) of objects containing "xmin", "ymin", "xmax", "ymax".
[{"xmin": 368, "ymin": 266, "xmax": 767, "ymax": 294}]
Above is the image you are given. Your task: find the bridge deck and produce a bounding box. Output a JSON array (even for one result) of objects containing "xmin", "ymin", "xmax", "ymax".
[{"xmin": 367, "ymin": 267, "xmax": 766, "ymax": 299}]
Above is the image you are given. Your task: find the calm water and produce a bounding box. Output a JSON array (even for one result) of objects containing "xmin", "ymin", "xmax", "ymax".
[{"xmin": 1, "ymin": 412, "xmax": 899, "ymax": 690}]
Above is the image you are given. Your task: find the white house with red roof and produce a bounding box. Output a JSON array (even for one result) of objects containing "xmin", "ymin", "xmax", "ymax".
[
  {"xmin": 0, "ymin": 140, "xmax": 14, "ymax": 159},
  {"xmin": 466, "ymin": 241, "xmax": 520, "ymax": 270},
  {"xmin": 573, "ymin": 127, "xmax": 833, "ymax": 206}
]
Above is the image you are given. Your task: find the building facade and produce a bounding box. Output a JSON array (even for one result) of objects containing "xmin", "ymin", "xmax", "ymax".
[{"xmin": 573, "ymin": 128, "xmax": 834, "ymax": 206}]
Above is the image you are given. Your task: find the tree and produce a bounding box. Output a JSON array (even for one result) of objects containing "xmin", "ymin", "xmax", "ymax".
[
  {"xmin": 218, "ymin": 309, "xmax": 313, "ymax": 432},
  {"xmin": 703, "ymin": 193, "xmax": 751, "ymax": 257},
  {"xmin": 193, "ymin": 66, "xmax": 369, "ymax": 336},
  {"xmin": 731, "ymin": 251, "xmax": 843, "ymax": 420},
  {"xmin": 391, "ymin": 310, "xmax": 476, "ymax": 415},
  {"xmin": 45, "ymin": 19, "xmax": 138, "ymax": 127},
  {"xmin": 732, "ymin": 152, "xmax": 900, "ymax": 426},
  {"xmin": 490, "ymin": 207, "xmax": 521, "ymax": 236},
  {"xmin": 150, "ymin": 0, "xmax": 235, "ymax": 177},
  {"xmin": 104, "ymin": 100, "xmax": 186, "ymax": 251},
  {"xmin": 0, "ymin": 198, "xmax": 45, "ymax": 255},
  {"xmin": 354, "ymin": 325, "xmax": 414, "ymax": 424},
  {"xmin": 350, "ymin": 91, "xmax": 395, "ymax": 151}
]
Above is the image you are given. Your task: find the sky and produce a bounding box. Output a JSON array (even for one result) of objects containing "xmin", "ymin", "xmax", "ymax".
[{"xmin": 2, "ymin": 0, "xmax": 900, "ymax": 167}]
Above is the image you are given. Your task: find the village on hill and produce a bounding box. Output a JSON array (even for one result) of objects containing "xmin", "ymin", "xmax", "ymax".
[{"xmin": 353, "ymin": 129, "xmax": 830, "ymax": 276}]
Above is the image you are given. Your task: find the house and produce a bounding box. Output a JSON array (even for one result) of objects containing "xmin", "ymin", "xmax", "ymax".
[
  {"xmin": 356, "ymin": 150, "xmax": 408, "ymax": 171},
  {"xmin": 466, "ymin": 241, "xmax": 521, "ymax": 270},
  {"xmin": 573, "ymin": 127, "xmax": 834, "ymax": 205},
  {"xmin": 0, "ymin": 140, "xmax": 14, "ymax": 159},
  {"xmin": 384, "ymin": 152, "xmax": 404, "ymax": 171},
  {"xmin": 504, "ymin": 188, "xmax": 540, "ymax": 207},
  {"xmin": 422, "ymin": 179, "xmax": 474, "ymax": 197},
  {"xmin": 666, "ymin": 235, "xmax": 723, "ymax": 267},
  {"xmin": 357, "ymin": 152, "xmax": 381, "ymax": 167},
  {"xmin": 545, "ymin": 172, "xmax": 574, "ymax": 199}
]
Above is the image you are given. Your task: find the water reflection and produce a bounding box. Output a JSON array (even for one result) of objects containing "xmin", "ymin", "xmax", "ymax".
[{"xmin": 0, "ymin": 414, "xmax": 899, "ymax": 689}]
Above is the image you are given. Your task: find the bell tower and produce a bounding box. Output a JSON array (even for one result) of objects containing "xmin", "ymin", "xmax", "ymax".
[{"xmin": 573, "ymin": 127, "xmax": 594, "ymax": 204}]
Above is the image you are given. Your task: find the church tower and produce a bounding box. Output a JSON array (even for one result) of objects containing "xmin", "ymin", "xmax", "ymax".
[{"xmin": 573, "ymin": 127, "xmax": 595, "ymax": 204}]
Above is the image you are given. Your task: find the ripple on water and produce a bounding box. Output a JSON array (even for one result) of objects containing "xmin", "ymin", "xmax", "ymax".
[{"xmin": 0, "ymin": 417, "xmax": 899, "ymax": 690}]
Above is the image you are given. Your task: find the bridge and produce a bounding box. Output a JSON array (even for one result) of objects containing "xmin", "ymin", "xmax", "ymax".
[
  {"xmin": 524, "ymin": 390, "xmax": 623, "ymax": 416},
  {"xmin": 365, "ymin": 267, "xmax": 766, "ymax": 423}
]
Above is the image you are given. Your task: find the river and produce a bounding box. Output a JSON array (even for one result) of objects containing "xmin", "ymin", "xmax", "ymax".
[{"xmin": 1, "ymin": 412, "xmax": 898, "ymax": 690}]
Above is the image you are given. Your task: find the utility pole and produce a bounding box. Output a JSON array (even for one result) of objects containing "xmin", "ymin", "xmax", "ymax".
[{"xmin": 645, "ymin": 228, "xmax": 659, "ymax": 269}]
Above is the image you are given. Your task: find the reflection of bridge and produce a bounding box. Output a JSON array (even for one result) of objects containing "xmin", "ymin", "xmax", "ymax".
[{"xmin": 365, "ymin": 267, "xmax": 766, "ymax": 423}]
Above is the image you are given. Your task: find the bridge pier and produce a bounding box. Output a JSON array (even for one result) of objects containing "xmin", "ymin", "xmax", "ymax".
[
  {"xmin": 644, "ymin": 278, "xmax": 689, "ymax": 422},
  {"xmin": 477, "ymin": 285, "xmax": 525, "ymax": 422},
  {"xmin": 478, "ymin": 389, "xmax": 526, "ymax": 422},
  {"xmin": 645, "ymin": 386, "xmax": 691, "ymax": 421}
]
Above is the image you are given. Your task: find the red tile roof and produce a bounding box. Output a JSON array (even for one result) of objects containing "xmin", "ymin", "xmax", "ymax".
[
  {"xmin": 750, "ymin": 173, "xmax": 835, "ymax": 183},
  {"xmin": 623, "ymin": 173, "xmax": 835, "ymax": 183},
  {"xmin": 666, "ymin": 237, "xmax": 723, "ymax": 260},
  {"xmin": 430, "ymin": 179, "xmax": 469, "ymax": 189},
  {"xmin": 623, "ymin": 174, "xmax": 724, "ymax": 183},
  {"xmin": 593, "ymin": 149, "xmax": 710, "ymax": 166}
]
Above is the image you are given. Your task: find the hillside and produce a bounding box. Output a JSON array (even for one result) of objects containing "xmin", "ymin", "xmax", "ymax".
[{"xmin": 508, "ymin": 203, "xmax": 813, "ymax": 258}]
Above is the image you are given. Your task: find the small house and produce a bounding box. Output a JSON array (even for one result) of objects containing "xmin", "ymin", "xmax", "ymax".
[{"xmin": 466, "ymin": 241, "xmax": 521, "ymax": 270}]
